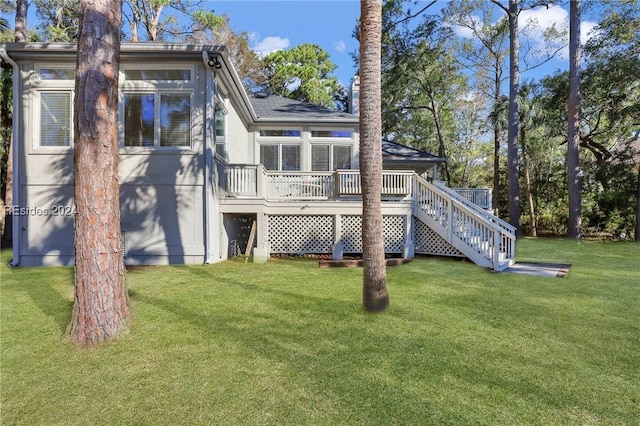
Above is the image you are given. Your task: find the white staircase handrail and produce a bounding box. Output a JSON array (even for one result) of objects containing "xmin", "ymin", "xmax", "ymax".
[
  {"xmin": 431, "ymin": 179, "xmax": 516, "ymax": 237},
  {"xmin": 414, "ymin": 176, "xmax": 515, "ymax": 271}
]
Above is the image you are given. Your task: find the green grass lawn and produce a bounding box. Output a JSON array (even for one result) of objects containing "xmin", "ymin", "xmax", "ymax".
[{"xmin": 1, "ymin": 238, "xmax": 639, "ymax": 425}]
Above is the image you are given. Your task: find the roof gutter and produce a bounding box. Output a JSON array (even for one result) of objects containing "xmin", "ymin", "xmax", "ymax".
[{"xmin": 0, "ymin": 48, "xmax": 20, "ymax": 266}]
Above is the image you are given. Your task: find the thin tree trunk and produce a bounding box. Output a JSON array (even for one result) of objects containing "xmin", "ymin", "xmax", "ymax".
[
  {"xmin": 635, "ymin": 163, "xmax": 640, "ymax": 242},
  {"xmin": 69, "ymin": 0, "xmax": 130, "ymax": 345},
  {"xmin": 520, "ymin": 125, "xmax": 536, "ymax": 237},
  {"xmin": 360, "ymin": 0, "xmax": 388, "ymax": 313},
  {"xmin": 506, "ymin": 0, "xmax": 521, "ymax": 235},
  {"xmin": 492, "ymin": 59, "xmax": 501, "ymax": 217},
  {"xmin": 429, "ymin": 94, "xmax": 450, "ymax": 184},
  {"xmin": 567, "ymin": 0, "xmax": 582, "ymax": 239}
]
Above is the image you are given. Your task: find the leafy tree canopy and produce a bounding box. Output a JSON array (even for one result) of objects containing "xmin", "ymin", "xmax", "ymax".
[{"xmin": 262, "ymin": 43, "xmax": 345, "ymax": 110}]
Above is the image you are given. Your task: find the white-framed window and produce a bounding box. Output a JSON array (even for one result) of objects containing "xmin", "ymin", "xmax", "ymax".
[
  {"xmin": 258, "ymin": 128, "xmax": 302, "ymax": 171},
  {"xmin": 309, "ymin": 129, "xmax": 354, "ymax": 171},
  {"xmin": 260, "ymin": 144, "xmax": 301, "ymax": 171},
  {"xmin": 311, "ymin": 144, "xmax": 353, "ymax": 171},
  {"xmin": 33, "ymin": 66, "xmax": 76, "ymax": 150},
  {"xmin": 259, "ymin": 129, "xmax": 301, "ymax": 138},
  {"xmin": 310, "ymin": 130, "xmax": 352, "ymax": 138},
  {"xmin": 38, "ymin": 91, "xmax": 73, "ymax": 148},
  {"xmin": 120, "ymin": 66, "xmax": 194, "ymax": 149},
  {"xmin": 123, "ymin": 91, "xmax": 192, "ymax": 147},
  {"xmin": 215, "ymin": 109, "xmax": 226, "ymax": 158}
]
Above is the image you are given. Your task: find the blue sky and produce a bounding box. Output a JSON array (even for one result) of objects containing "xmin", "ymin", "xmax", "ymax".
[
  {"xmin": 206, "ymin": 0, "xmax": 362, "ymax": 87},
  {"xmin": 5, "ymin": 0, "xmax": 599, "ymax": 88},
  {"xmin": 207, "ymin": 0, "xmax": 597, "ymax": 87}
]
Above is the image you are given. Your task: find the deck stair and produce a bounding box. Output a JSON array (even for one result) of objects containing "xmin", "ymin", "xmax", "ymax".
[
  {"xmin": 413, "ymin": 176, "xmax": 515, "ymax": 271},
  {"xmin": 216, "ymin": 157, "xmax": 516, "ymax": 271}
]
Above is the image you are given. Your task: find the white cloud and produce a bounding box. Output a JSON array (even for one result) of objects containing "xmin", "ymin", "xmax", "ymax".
[
  {"xmin": 252, "ymin": 35, "xmax": 290, "ymax": 56},
  {"xmin": 334, "ymin": 40, "xmax": 346, "ymax": 53},
  {"xmin": 520, "ymin": 4, "xmax": 567, "ymax": 32},
  {"xmin": 581, "ymin": 20, "xmax": 598, "ymax": 45},
  {"xmin": 520, "ymin": 5, "xmax": 599, "ymax": 60}
]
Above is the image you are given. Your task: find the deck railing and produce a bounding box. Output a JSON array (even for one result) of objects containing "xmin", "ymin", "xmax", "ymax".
[
  {"xmin": 453, "ymin": 188, "xmax": 492, "ymax": 210},
  {"xmin": 220, "ymin": 164, "xmax": 414, "ymax": 201},
  {"xmin": 264, "ymin": 172, "xmax": 335, "ymax": 200},
  {"xmin": 217, "ymin": 161, "xmax": 514, "ymax": 270},
  {"xmin": 223, "ymin": 164, "xmax": 259, "ymax": 197},
  {"xmin": 417, "ymin": 177, "xmax": 515, "ymax": 270}
]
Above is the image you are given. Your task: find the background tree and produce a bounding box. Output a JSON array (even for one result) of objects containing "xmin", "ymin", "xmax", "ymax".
[
  {"xmin": 445, "ymin": 0, "xmax": 509, "ymax": 216},
  {"xmin": 0, "ymin": 27, "xmax": 11, "ymax": 243},
  {"xmin": 567, "ymin": 0, "xmax": 581, "ymax": 239},
  {"xmin": 490, "ymin": 0, "xmax": 523, "ymax": 235},
  {"xmin": 359, "ymin": 0, "xmax": 388, "ymax": 312},
  {"xmin": 1, "ymin": 0, "xmax": 29, "ymax": 243},
  {"xmin": 262, "ymin": 43, "xmax": 345, "ymax": 110},
  {"xmin": 381, "ymin": 5, "xmax": 462, "ymax": 183},
  {"xmin": 33, "ymin": 0, "xmax": 80, "ymax": 41},
  {"xmin": 15, "ymin": 0, "xmax": 27, "ymax": 42},
  {"xmin": 69, "ymin": 0, "xmax": 130, "ymax": 344},
  {"xmin": 123, "ymin": 0, "xmax": 217, "ymax": 42},
  {"xmin": 183, "ymin": 13, "xmax": 265, "ymax": 90}
]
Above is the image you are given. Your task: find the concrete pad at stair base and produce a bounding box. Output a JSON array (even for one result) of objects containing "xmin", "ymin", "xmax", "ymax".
[{"xmin": 504, "ymin": 262, "xmax": 571, "ymax": 278}]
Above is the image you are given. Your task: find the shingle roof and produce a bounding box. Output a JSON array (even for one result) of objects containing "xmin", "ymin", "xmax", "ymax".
[
  {"xmin": 249, "ymin": 93, "xmax": 356, "ymax": 120},
  {"xmin": 382, "ymin": 140, "xmax": 445, "ymax": 162}
]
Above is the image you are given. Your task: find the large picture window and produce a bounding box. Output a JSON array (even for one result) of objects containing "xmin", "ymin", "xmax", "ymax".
[
  {"xmin": 121, "ymin": 67, "xmax": 193, "ymax": 149},
  {"xmin": 123, "ymin": 92, "xmax": 191, "ymax": 147}
]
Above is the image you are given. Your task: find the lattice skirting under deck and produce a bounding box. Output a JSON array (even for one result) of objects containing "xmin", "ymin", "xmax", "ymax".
[
  {"xmin": 413, "ymin": 218, "xmax": 464, "ymax": 257},
  {"xmin": 266, "ymin": 214, "xmax": 408, "ymax": 255}
]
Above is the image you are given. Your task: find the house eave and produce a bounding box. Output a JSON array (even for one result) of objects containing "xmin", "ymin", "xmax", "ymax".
[{"xmin": 254, "ymin": 117, "xmax": 359, "ymax": 125}]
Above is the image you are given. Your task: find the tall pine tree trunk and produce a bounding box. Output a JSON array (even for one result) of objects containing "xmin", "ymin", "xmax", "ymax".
[
  {"xmin": 360, "ymin": 0, "xmax": 388, "ymax": 313},
  {"xmin": 492, "ymin": 59, "xmax": 501, "ymax": 217},
  {"xmin": 520, "ymin": 125, "xmax": 537, "ymax": 237},
  {"xmin": 567, "ymin": 0, "xmax": 582, "ymax": 239},
  {"xmin": 506, "ymin": 0, "xmax": 521, "ymax": 235},
  {"xmin": 69, "ymin": 0, "xmax": 130, "ymax": 344}
]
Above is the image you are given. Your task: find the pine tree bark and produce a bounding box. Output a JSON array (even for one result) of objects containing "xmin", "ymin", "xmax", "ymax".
[
  {"xmin": 69, "ymin": 0, "xmax": 130, "ymax": 344},
  {"xmin": 360, "ymin": 0, "xmax": 388, "ymax": 313},
  {"xmin": 520, "ymin": 125, "xmax": 537, "ymax": 237},
  {"xmin": 506, "ymin": 0, "xmax": 521, "ymax": 236},
  {"xmin": 567, "ymin": 0, "xmax": 582, "ymax": 239},
  {"xmin": 15, "ymin": 0, "xmax": 28, "ymax": 42}
]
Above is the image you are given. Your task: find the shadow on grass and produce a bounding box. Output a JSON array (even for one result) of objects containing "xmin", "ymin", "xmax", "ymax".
[
  {"xmin": 125, "ymin": 269, "xmax": 480, "ymax": 422},
  {"xmin": 10, "ymin": 269, "xmax": 74, "ymax": 336}
]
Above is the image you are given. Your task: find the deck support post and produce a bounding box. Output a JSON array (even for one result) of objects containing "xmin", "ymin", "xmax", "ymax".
[
  {"xmin": 403, "ymin": 214, "xmax": 414, "ymax": 259},
  {"xmin": 332, "ymin": 214, "xmax": 344, "ymax": 260},
  {"xmin": 253, "ymin": 212, "xmax": 269, "ymax": 263}
]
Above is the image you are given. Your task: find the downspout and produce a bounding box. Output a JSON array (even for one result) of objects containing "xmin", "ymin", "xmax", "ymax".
[
  {"xmin": 0, "ymin": 49, "xmax": 21, "ymax": 267},
  {"xmin": 202, "ymin": 51, "xmax": 215, "ymax": 264}
]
